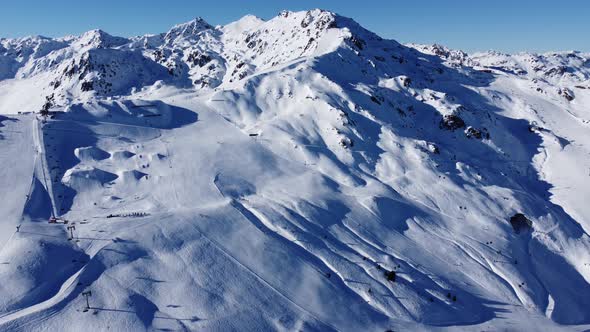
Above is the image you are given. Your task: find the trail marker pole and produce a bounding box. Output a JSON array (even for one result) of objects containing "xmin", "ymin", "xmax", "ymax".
[
  {"xmin": 67, "ymin": 225, "xmax": 76, "ymax": 241},
  {"xmin": 82, "ymin": 290, "xmax": 92, "ymax": 312}
]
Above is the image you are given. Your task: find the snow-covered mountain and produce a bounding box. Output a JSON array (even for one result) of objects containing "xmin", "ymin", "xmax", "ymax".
[{"xmin": 1, "ymin": 9, "xmax": 589, "ymax": 331}]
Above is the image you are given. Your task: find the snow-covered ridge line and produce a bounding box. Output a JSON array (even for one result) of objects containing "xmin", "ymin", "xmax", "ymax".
[
  {"xmin": 409, "ymin": 43, "xmax": 590, "ymax": 83},
  {"xmin": 2, "ymin": 9, "xmax": 372, "ymax": 107},
  {"xmin": 2, "ymin": 8, "xmax": 587, "ymax": 111}
]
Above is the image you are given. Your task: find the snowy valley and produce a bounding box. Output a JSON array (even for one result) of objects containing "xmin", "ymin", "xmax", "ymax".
[{"xmin": 0, "ymin": 9, "xmax": 590, "ymax": 331}]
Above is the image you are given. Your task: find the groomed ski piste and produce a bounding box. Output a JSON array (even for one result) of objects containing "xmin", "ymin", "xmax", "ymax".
[{"xmin": 0, "ymin": 9, "xmax": 590, "ymax": 331}]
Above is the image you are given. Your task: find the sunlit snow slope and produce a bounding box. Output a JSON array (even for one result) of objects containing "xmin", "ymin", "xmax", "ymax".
[{"xmin": 1, "ymin": 9, "xmax": 590, "ymax": 331}]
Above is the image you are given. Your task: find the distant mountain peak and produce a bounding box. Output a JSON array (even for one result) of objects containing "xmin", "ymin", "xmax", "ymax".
[
  {"xmin": 75, "ymin": 29, "xmax": 129, "ymax": 49},
  {"xmin": 165, "ymin": 17, "xmax": 214, "ymax": 41}
]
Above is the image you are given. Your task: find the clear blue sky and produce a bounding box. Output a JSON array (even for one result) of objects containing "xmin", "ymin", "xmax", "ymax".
[{"xmin": 1, "ymin": 0, "xmax": 588, "ymax": 53}]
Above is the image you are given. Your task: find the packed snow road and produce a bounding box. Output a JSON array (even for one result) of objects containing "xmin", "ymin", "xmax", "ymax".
[{"xmin": 0, "ymin": 114, "xmax": 36, "ymax": 247}]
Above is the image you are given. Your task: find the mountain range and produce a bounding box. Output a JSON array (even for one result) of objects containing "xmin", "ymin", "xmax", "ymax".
[{"xmin": 0, "ymin": 9, "xmax": 589, "ymax": 331}]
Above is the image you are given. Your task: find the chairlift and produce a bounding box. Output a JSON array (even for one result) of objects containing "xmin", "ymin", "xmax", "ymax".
[{"xmin": 48, "ymin": 216, "xmax": 69, "ymax": 224}]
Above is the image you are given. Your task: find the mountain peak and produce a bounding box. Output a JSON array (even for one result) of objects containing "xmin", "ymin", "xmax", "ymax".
[
  {"xmin": 221, "ymin": 14, "xmax": 265, "ymax": 34},
  {"xmin": 270, "ymin": 9, "xmax": 382, "ymax": 46},
  {"xmin": 165, "ymin": 17, "xmax": 213, "ymax": 41},
  {"xmin": 274, "ymin": 9, "xmax": 337, "ymax": 25},
  {"xmin": 75, "ymin": 29, "xmax": 129, "ymax": 49}
]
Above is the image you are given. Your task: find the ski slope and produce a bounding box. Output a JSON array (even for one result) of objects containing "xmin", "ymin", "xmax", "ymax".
[{"xmin": 1, "ymin": 9, "xmax": 590, "ymax": 331}]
